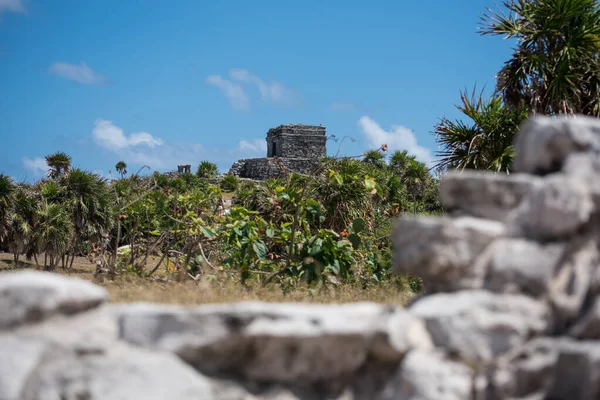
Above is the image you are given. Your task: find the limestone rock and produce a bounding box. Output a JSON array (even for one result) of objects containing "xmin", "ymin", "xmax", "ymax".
[
  {"xmin": 571, "ymin": 298, "xmax": 600, "ymax": 340},
  {"xmin": 489, "ymin": 338, "xmax": 600, "ymax": 400},
  {"xmin": 116, "ymin": 301, "xmax": 426, "ymax": 390},
  {"xmin": 489, "ymin": 337, "xmax": 560, "ymax": 400},
  {"xmin": 563, "ymin": 152, "xmax": 600, "ymax": 206},
  {"xmin": 0, "ymin": 336, "xmax": 52, "ymax": 400},
  {"xmin": 548, "ymin": 238, "xmax": 598, "ymax": 330},
  {"xmin": 513, "ymin": 114, "xmax": 600, "ymax": 175},
  {"xmin": 548, "ymin": 339, "xmax": 600, "ymax": 400},
  {"xmin": 15, "ymin": 306, "xmax": 119, "ymax": 355},
  {"xmin": 393, "ymin": 216, "xmax": 507, "ymax": 292},
  {"xmin": 21, "ymin": 342, "xmax": 214, "ymax": 400},
  {"xmin": 379, "ymin": 350, "xmax": 473, "ymax": 400},
  {"xmin": 513, "ymin": 174, "xmax": 593, "ymax": 241},
  {"xmin": 481, "ymin": 238, "xmax": 564, "ymax": 296},
  {"xmin": 0, "ymin": 270, "xmax": 108, "ymax": 330},
  {"xmin": 592, "ymin": 263, "xmax": 600, "ymax": 296},
  {"xmin": 440, "ymin": 169, "xmax": 541, "ymax": 221},
  {"xmin": 408, "ymin": 290, "xmax": 551, "ymax": 362}
]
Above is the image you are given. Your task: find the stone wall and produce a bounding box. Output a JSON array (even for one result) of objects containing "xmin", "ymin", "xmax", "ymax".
[
  {"xmin": 229, "ymin": 124, "xmax": 327, "ymax": 180},
  {"xmin": 2, "ymin": 115, "xmax": 600, "ymax": 399},
  {"xmin": 266, "ymin": 124, "xmax": 327, "ymax": 159},
  {"xmin": 228, "ymin": 157, "xmax": 318, "ymax": 180}
]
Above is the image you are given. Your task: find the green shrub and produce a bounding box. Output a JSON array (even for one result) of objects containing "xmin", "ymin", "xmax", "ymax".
[
  {"xmin": 220, "ymin": 174, "xmax": 239, "ymax": 192},
  {"xmin": 197, "ymin": 161, "xmax": 219, "ymax": 179}
]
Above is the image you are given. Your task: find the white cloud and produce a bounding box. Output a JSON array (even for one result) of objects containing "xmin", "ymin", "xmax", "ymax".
[
  {"xmin": 206, "ymin": 75, "xmax": 249, "ymax": 111},
  {"xmin": 0, "ymin": 0, "xmax": 25, "ymax": 16},
  {"xmin": 207, "ymin": 68, "xmax": 298, "ymax": 111},
  {"xmin": 238, "ymin": 138, "xmax": 266, "ymax": 156},
  {"xmin": 90, "ymin": 119, "xmax": 209, "ymax": 171},
  {"xmin": 329, "ymin": 102, "xmax": 356, "ymax": 112},
  {"xmin": 22, "ymin": 156, "xmax": 47, "ymax": 177},
  {"xmin": 229, "ymin": 68, "xmax": 288, "ymax": 103},
  {"xmin": 48, "ymin": 62, "xmax": 108, "ymax": 86},
  {"xmin": 92, "ymin": 119, "xmax": 163, "ymax": 151},
  {"xmin": 357, "ymin": 116, "xmax": 434, "ymax": 166}
]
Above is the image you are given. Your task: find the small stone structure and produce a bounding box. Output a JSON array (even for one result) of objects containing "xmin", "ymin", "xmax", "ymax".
[
  {"xmin": 2, "ymin": 115, "xmax": 600, "ymax": 399},
  {"xmin": 177, "ymin": 164, "xmax": 191, "ymax": 174},
  {"xmin": 228, "ymin": 124, "xmax": 327, "ymax": 180}
]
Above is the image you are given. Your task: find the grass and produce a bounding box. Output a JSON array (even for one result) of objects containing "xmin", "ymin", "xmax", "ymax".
[{"xmin": 0, "ymin": 252, "xmax": 414, "ymax": 306}]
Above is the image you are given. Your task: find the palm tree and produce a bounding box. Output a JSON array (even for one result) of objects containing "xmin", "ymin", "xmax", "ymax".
[
  {"xmin": 6, "ymin": 185, "xmax": 38, "ymax": 264},
  {"xmin": 61, "ymin": 168, "xmax": 113, "ymax": 268},
  {"xmin": 312, "ymin": 158, "xmax": 373, "ymax": 231},
  {"xmin": 38, "ymin": 179, "xmax": 63, "ymax": 204},
  {"xmin": 433, "ymin": 88, "xmax": 528, "ymax": 173},
  {"xmin": 0, "ymin": 174, "xmax": 14, "ymax": 241},
  {"xmin": 115, "ymin": 161, "xmax": 128, "ymax": 179},
  {"xmin": 197, "ymin": 161, "xmax": 219, "ymax": 179},
  {"xmin": 45, "ymin": 152, "xmax": 72, "ymax": 179},
  {"xmin": 35, "ymin": 201, "xmax": 73, "ymax": 270},
  {"xmin": 389, "ymin": 150, "xmax": 417, "ymax": 176},
  {"xmin": 402, "ymin": 159, "xmax": 430, "ymax": 216},
  {"xmin": 481, "ymin": 0, "xmax": 600, "ymax": 116},
  {"xmin": 362, "ymin": 149, "xmax": 387, "ymax": 169}
]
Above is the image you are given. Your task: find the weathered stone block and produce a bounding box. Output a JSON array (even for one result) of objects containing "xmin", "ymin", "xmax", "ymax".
[
  {"xmin": 512, "ymin": 174, "xmax": 594, "ymax": 240},
  {"xmin": 440, "ymin": 169, "xmax": 541, "ymax": 221},
  {"xmin": 116, "ymin": 301, "xmax": 428, "ymax": 388},
  {"xmin": 513, "ymin": 114, "xmax": 600, "ymax": 175},
  {"xmin": 379, "ymin": 350, "xmax": 473, "ymax": 400},
  {"xmin": 0, "ymin": 271, "xmax": 107, "ymax": 330},
  {"xmin": 408, "ymin": 290, "xmax": 551, "ymax": 363},
  {"xmin": 571, "ymin": 298, "xmax": 600, "ymax": 340},
  {"xmin": 481, "ymin": 238, "xmax": 564, "ymax": 296},
  {"xmin": 393, "ymin": 216, "xmax": 507, "ymax": 292}
]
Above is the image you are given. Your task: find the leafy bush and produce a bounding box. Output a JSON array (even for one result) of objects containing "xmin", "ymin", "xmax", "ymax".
[
  {"xmin": 220, "ymin": 174, "xmax": 238, "ymax": 192},
  {"xmin": 197, "ymin": 161, "xmax": 219, "ymax": 179},
  {"xmin": 1, "ymin": 148, "xmax": 439, "ymax": 288}
]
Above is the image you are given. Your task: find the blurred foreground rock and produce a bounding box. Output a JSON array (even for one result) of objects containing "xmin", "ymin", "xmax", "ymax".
[
  {"xmin": 394, "ymin": 114, "xmax": 600, "ymax": 400},
  {"xmin": 2, "ymin": 115, "xmax": 600, "ymax": 399}
]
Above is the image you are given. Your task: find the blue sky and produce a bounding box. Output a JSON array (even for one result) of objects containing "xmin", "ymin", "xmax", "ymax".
[{"xmin": 0, "ymin": 0, "xmax": 513, "ymax": 181}]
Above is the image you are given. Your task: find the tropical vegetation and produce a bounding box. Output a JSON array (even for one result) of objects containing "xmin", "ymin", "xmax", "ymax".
[
  {"xmin": 0, "ymin": 148, "xmax": 439, "ymax": 292},
  {"xmin": 434, "ymin": 0, "xmax": 600, "ymax": 173}
]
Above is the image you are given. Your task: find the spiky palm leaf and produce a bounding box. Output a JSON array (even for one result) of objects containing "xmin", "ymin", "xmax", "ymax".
[
  {"xmin": 35, "ymin": 201, "xmax": 73, "ymax": 269},
  {"xmin": 362, "ymin": 149, "xmax": 387, "ymax": 169},
  {"xmin": 61, "ymin": 168, "xmax": 114, "ymax": 251},
  {"xmin": 0, "ymin": 174, "xmax": 14, "ymax": 240},
  {"xmin": 197, "ymin": 161, "xmax": 219, "ymax": 179},
  {"xmin": 115, "ymin": 161, "xmax": 128, "ymax": 178},
  {"xmin": 312, "ymin": 158, "xmax": 374, "ymax": 232},
  {"xmin": 433, "ymin": 87, "xmax": 528, "ymax": 172},
  {"xmin": 7, "ymin": 185, "xmax": 39, "ymax": 260},
  {"xmin": 389, "ymin": 150, "xmax": 417, "ymax": 175},
  {"xmin": 45, "ymin": 152, "xmax": 72, "ymax": 179},
  {"xmin": 481, "ymin": 0, "xmax": 600, "ymax": 116}
]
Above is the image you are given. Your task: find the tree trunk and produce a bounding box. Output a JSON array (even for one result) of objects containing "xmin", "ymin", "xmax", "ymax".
[
  {"xmin": 110, "ymin": 219, "xmax": 122, "ymax": 279},
  {"xmin": 129, "ymin": 235, "xmax": 136, "ymax": 271},
  {"xmin": 147, "ymin": 249, "xmax": 168, "ymax": 278},
  {"xmin": 413, "ymin": 191, "xmax": 417, "ymax": 216}
]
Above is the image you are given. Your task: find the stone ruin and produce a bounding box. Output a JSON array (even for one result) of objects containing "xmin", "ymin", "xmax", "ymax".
[
  {"xmin": 177, "ymin": 164, "xmax": 191, "ymax": 174},
  {"xmin": 1, "ymin": 115, "xmax": 600, "ymax": 399},
  {"xmin": 228, "ymin": 124, "xmax": 327, "ymax": 180}
]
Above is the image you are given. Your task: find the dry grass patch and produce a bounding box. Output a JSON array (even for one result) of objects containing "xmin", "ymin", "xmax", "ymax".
[
  {"xmin": 0, "ymin": 252, "xmax": 415, "ymax": 306},
  {"xmin": 102, "ymin": 276, "xmax": 414, "ymax": 305}
]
